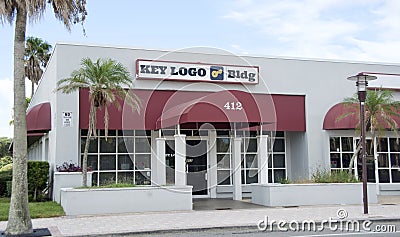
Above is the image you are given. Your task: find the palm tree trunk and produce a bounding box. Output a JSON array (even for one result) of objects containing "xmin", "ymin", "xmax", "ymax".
[
  {"xmin": 82, "ymin": 104, "xmax": 96, "ymax": 187},
  {"xmin": 6, "ymin": 6, "xmax": 33, "ymax": 235},
  {"xmin": 31, "ymin": 81, "xmax": 34, "ymax": 98}
]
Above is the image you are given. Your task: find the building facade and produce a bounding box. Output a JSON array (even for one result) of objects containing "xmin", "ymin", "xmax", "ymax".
[{"xmin": 26, "ymin": 43, "xmax": 400, "ymax": 200}]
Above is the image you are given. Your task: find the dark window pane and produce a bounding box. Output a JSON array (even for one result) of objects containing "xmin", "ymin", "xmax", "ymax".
[
  {"xmin": 135, "ymin": 130, "xmax": 151, "ymax": 136},
  {"xmin": 99, "ymin": 130, "xmax": 116, "ymax": 136},
  {"xmin": 249, "ymin": 131, "xmax": 258, "ymax": 137},
  {"xmin": 268, "ymin": 155, "xmax": 272, "ymax": 168},
  {"xmin": 275, "ymin": 131, "xmax": 284, "ymax": 137},
  {"xmin": 390, "ymin": 138, "xmax": 400, "ymax": 152},
  {"xmin": 100, "ymin": 138, "xmax": 116, "ymax": 153},
  {"xmin": 99, "ymin": 172, "xmax": 116, "ymax": 185},
  {"xmin": 246, "ymin": 170, "xmax": 258, "ymax": 184},
  {"xmin": 330, "ymin": 153, "xmax": 341, "ymax": 168},
  {"xmin": 100, "ymin": 155, "xmax": 116, "ymax": 170},
  {"xmin": 378, "ymin": 138, "xmax": 388, "ymax": 152},
  {"xmin": 246, "ymin": 154, "xmax": 257, "ymax": 168},
  {"xmin": 135, "ymin": 154, "xmax": 151, "ymax": 170},
  {"xmin": 330, "ymin": 137, "xmax": 340, "ymax": 152},
  {"xmin": 391, "ymin": 154, "xmax": 400, "ymax": 168},
  {"xmin": 268, "ymin": 170, "xmax": 272, "ymax": 183},
  {"xmin": 118, "ymin": 130, "xmax": 135, "ymax": 136},
  {"xmin": 246, "ymin": 138, "xmax": 257, "ymax": 152},
  {"xmin": 241, "ymin": 170, "xmax": 245, "ymax": 184},
  {"xmin": 135, "ymin": 138, "xmax": 151, "ymax": 153},
  {"xmin": 81, "ymin": 137, "xmax": 98, "ymax": 153},
  {"xmin": 217, "ymin": 170, "xmax": 231, "ymax": 185},
  {"xmin": 378, "ymin": 169, "xmax": 390, "ymax": 183},
  {"xmin": 81, "ymin": 129, "xmax": 88, "ymax": 136},
  {"xmin": 181, "ymin": 130, "xmax": 192, "ymax": 136},
  {"xmin": 392, "ymin": 170, "xmax": 400, "ymax": 183},
  {"xmin": 273, "ymin": 154, "xmax": 285, "ymax": 168},
  {"xmin": 118, "ymin": 137, "xmax": 134, "ymax": 153},
  {"xmin": 135, "ymin": 171, "xmax": 151, "ymax": 185},
  {"xmin": 216, "ymin": 130, "xmax": 230, "ymax": 136},
  {"xmin": 118, "ymin": 155, "xmax": 133, "ymax": 170},
  {"xmin": 378, "ymin": 154, "xmax": 389, "ymax": 167},
  {"xmin": 92, "ymin": 172, "xmax": 98, "ymax": 186},
  {"xmin": 216, "ymin": 138, "xmax": 230, "ymax": 153},
  {"xmin": 273, "ymin": 139, "xmax": 285, "ymax": 152},
  {"xmin": 341, "ymin": 137, "xmax": 353, "ymax": 152},
  {"xmin": 87, "ymin": 155, "xmax": 98, "ymax": 170},
  {"xmin": 161, "ymin": 129, "xmax": 175, "ymax": 136},
  {"xmin": 274, "ymin": 170, "xmax": 286, "ymax": 183},
  {"xmin": 342, "ymin": 153, "xmax": 351, "ymax": 168},
  {"xmin": 117, "ymin": 171, "xmax": 134, "ymax": 184},
  {"xmin": 217, "ymin": 154, "xmax": 230, "ymax": 169}
]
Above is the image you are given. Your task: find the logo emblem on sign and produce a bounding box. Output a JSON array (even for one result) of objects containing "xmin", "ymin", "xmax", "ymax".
[{"xmin": 210, "ymin": 66, "xmax": 224, "ymax": 80}]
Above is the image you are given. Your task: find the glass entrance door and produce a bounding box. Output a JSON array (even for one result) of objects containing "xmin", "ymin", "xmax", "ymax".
[{"xmin": 186, "ymin": 140, "xmax": 208, "ymax": 195}]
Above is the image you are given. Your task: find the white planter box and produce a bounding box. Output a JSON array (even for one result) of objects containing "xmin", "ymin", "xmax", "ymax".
[
  {"xmin": 53, "ymin": 172, "xmax": 92, "ymax": 203},
  {"xmin": 251, "ymin": 183, "xmax": 378, "ymax": 207},
  {"xmin": 60, "ymin": 185, "xmax": 193, "ymax": 215}
]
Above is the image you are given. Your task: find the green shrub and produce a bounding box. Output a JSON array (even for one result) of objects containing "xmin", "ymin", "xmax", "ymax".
[
  {"xmin": 312, "ymin": 169, "xmax": 358, "ymax": 183},
  {"xmin": 0, "ymin": 163, "xmax": 12, "ymax": 172},
  {"xmin": 0, "ymin": 156, "xmax": 12, "ymax": 170},
  {"xmin": 27, "ymin": 161, "xmax": 49, "ymax": 201},
  {"xmin": 0, "ymin": 169, "xmax": 12, "ymax": 197}
]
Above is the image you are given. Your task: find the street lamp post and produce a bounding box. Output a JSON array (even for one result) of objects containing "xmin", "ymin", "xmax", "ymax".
[{"xmin": 347, "ymin": 73, "xmax": 377, "ymax": 214}]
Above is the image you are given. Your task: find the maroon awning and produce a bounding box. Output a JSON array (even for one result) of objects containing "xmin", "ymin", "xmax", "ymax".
[
  {"xmin": 26, "ymin": 102, "xmax": 51, "ymax": 132},
  {"xmin": 79, "ymin": 88, "xmax": 306, "ymax": 131}
]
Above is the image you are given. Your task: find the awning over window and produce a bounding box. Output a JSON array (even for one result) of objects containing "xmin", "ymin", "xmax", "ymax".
[
  {"xmin": 323, "ymin": 103, "xmax": 359, "ymax": 130},
  {"xmin": 79, "ymin": 88, "xmax": 306, "ymax": 131},
  {"xmin": 26, "ymin": 102, "xmax": 51, "ymax": 132}
]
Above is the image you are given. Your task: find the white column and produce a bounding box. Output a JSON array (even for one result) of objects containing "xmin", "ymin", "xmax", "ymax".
[
  {"xmin": 232, "ymin": 137, "xmax": 242, "ymax": 200},
  {"xmin": 257, "ymin": 135, "xmax": 269, "ymax": 184},
  {"xmin": 154, "ymin": 138, "xmax": 166, "ymax": 186},
  {"xmin": 209, "ymin": 130, "xmax": 217, "ymax": 198},
  {"xmin": 174, "ymin": 134, "xmax": 186, "ymax": 186}
]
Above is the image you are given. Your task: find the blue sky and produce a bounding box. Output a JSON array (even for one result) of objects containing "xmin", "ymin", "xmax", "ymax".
[{"xmin": 1, "ymin": 0, "xmax": 400, "ymax": 137}]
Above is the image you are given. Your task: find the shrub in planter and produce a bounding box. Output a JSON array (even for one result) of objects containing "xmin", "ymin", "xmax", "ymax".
[
  {"xmin": 27, "ymin": 161, "xmax": 50, "ymax": 201},
  {"xmin": 56, "ymin": 161, "xmax": 92, "ymax": 172},
  {"xmin": 312, "ymin": 169, "xmax": 359, "ymax": 183}
]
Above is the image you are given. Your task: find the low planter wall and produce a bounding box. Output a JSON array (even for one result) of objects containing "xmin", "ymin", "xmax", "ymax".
[
  {"xmin": 251, "ymin": 183, "xmax": 377, "ymax": 207},
  {"xmin": 53, "ymin": 172, "xmax": 92, "ymax": 203},
  {"xmin": 60, "ymin": 185, "xmax": 193, "ymax": 215}
]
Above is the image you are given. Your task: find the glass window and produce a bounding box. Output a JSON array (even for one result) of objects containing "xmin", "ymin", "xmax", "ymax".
[
  {"xmin": 341, "ymin": 137, "xmax": 353, "ymax": 152},
  {"xmin": 378, "ymin": 154, "xmax": 389, "ymax": 167},
  {"xmin": 330, "ymin": 137, "xmax": 340, "ymax": 152},
  {"xmin": 330, "ymin": 153, "xmax": 341, "ymax": 168},
  {"xmin": 135, "ymin": 138, "xmax": 151, "ymax": 153},
  {"xmin": 273, "ymin": 170, "xmax": 286, "ymax": 183},
  {"xmin": 118, "ymin": 171, "xmax": 134, "ymax": 184},
  {"xmin": 378, "ymin": 170, "xmax": 390, "ymax": 183},
  {"xmin": 392, "ymin": 170, "xmax": 400, "ymax": 183},
  {"xmin": 273, "ymin": 154, "xmax": 285, "ymax": 168},
  {"xmin": 118, "ymin": 137, "xmax": 134, "ymax": 153},
  {"xmin": 99, "ymin": 172, "xmax": 116, "ymax": 185},
  {"xmin": 135, "ymin": 154, "xmax": 151, "ymax": 170},
  {"xmin": 217, "ymin": 154, "xmax": 230, "ymax": 169},
  {"xmin": 100, "ymin": 138, "xmax": 116, "ymax": 153},
  {"xmin": 273, "ymin": 139, "xmax": 285, "ymax": 152},
  {"xmin": 378, "ymin": 138, "xmax": 388, "ymax": 152},
  {"xmin": 80, "ymin": 137, "xmax": 98, "ymax": 153},
  {"xmin": 87, "ymin": 155, "xmax": 98, "ymax": 170},
  {"xmin": 216, "ymin": 138, "xmax": 230, "ymax": 153},
  {"xmin": 135, "ymin": 171, "xmax": 151, "ymax": 185},
  {"xmin": 390, "ymin": 138, "xmax": 400, "ymax": 152},
  {"xmin": 100, "ymin": 155, "xmax": 116, "ymax": 170},
  {"xmin": 117, "ymin": 155, "xmax": 133, "ymax": 170},
  {"xmin": 217, "ymin": 170, "xmax": 231, "ymax": 185}
]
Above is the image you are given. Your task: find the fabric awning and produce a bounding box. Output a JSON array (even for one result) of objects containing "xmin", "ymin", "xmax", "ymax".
[
  {"xmin": 79, "ymin": 88, "xmax": 306, "ymax": 131},
  {"xmin": 26, "ymin": 102, "xmax": 51, "ymax": 132}
]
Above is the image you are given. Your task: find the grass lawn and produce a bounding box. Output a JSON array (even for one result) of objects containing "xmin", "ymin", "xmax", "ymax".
[{"xmin": 0, "ymin": 198, "xmax": 64, "ymax": 221}]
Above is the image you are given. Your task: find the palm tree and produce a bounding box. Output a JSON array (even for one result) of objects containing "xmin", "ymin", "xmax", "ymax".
[
  {"xmin": 25, "ymin": 36, "xmax": 52, "ymax": 98},
  {"xmin": 339, "ymin": 89, "xmax": 400, "ymax": 172},
  {"xmin": 56, "ymin": 58, "xmax": 141, "ymax": 187},
  {"xmin": 0, "ymin": 1, "xmax": 87, "ymax": 235}
]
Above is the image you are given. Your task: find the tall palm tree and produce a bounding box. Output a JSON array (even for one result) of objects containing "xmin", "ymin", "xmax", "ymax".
[
  {"xmin": 56, "ymin": 58, "xmax": 141, "ymax": 187},
  {"xmin": 339, "ymin": 89, "xmax": 400, "ymax": 171},
  {"xmin": 25, "ymin": 36, "xmax": 52, "ymax": 98},
  {"xmin": 0, "ymin": 1, "xmax": 87, "ymax": 235}
]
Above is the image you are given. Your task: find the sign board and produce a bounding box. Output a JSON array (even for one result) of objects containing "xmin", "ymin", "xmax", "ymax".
[
  {"xmin": 62, "ymin": 112, "xmax": 72, "ymax": 127},
  {"xmin": 136, "ymin": 59, "xmax": 259, "ymax": 84}
]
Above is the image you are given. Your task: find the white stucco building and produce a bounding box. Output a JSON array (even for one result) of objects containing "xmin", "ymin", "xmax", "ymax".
[{"xmin": 26, "ymin": 43, "xmax": 400, "ymax": 202}]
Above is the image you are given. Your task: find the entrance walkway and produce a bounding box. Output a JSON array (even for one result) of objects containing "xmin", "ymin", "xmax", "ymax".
[{"xmin": 193, "ymin": 198, "xmax": 265, "ymax": 210}]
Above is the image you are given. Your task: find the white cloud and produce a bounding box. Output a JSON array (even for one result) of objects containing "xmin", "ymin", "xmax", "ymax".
[
  {"xmin": 223, "ymin": 0, "xmax": 400, "ymax": 63},
  {"xmin": 0, "ymin": 78, "xmax": 13, "ymax": 138}
]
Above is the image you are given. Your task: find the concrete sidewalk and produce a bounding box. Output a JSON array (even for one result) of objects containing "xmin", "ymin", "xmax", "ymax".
[{"xmin": 1, "ymin": 202, "xmax": 400, "ymax": 236}]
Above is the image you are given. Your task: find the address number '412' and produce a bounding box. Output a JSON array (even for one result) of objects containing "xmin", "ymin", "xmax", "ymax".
[{"xmin": 224, "ymin": 102, "xmax": 243, "ymax": 110}]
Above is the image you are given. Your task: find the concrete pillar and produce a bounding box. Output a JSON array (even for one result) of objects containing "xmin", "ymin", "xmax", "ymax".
[
  {"xmin": 232, "ymin": 137, "xmax": 242, "ymax": 200},
  {"xmin": 174, "ymin": 134, "xmax": 186, "ymax": 186},
  {"xmin": 154, "ymin": 138, "xmax": 166, "ymax": 185},
  {"xmin": 257, "ymin": 135, "xmax": 269, "ymax": 184},
  {"xmin": 209, "ymin": 130, "xmax": 217, "ymax": 198}
]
